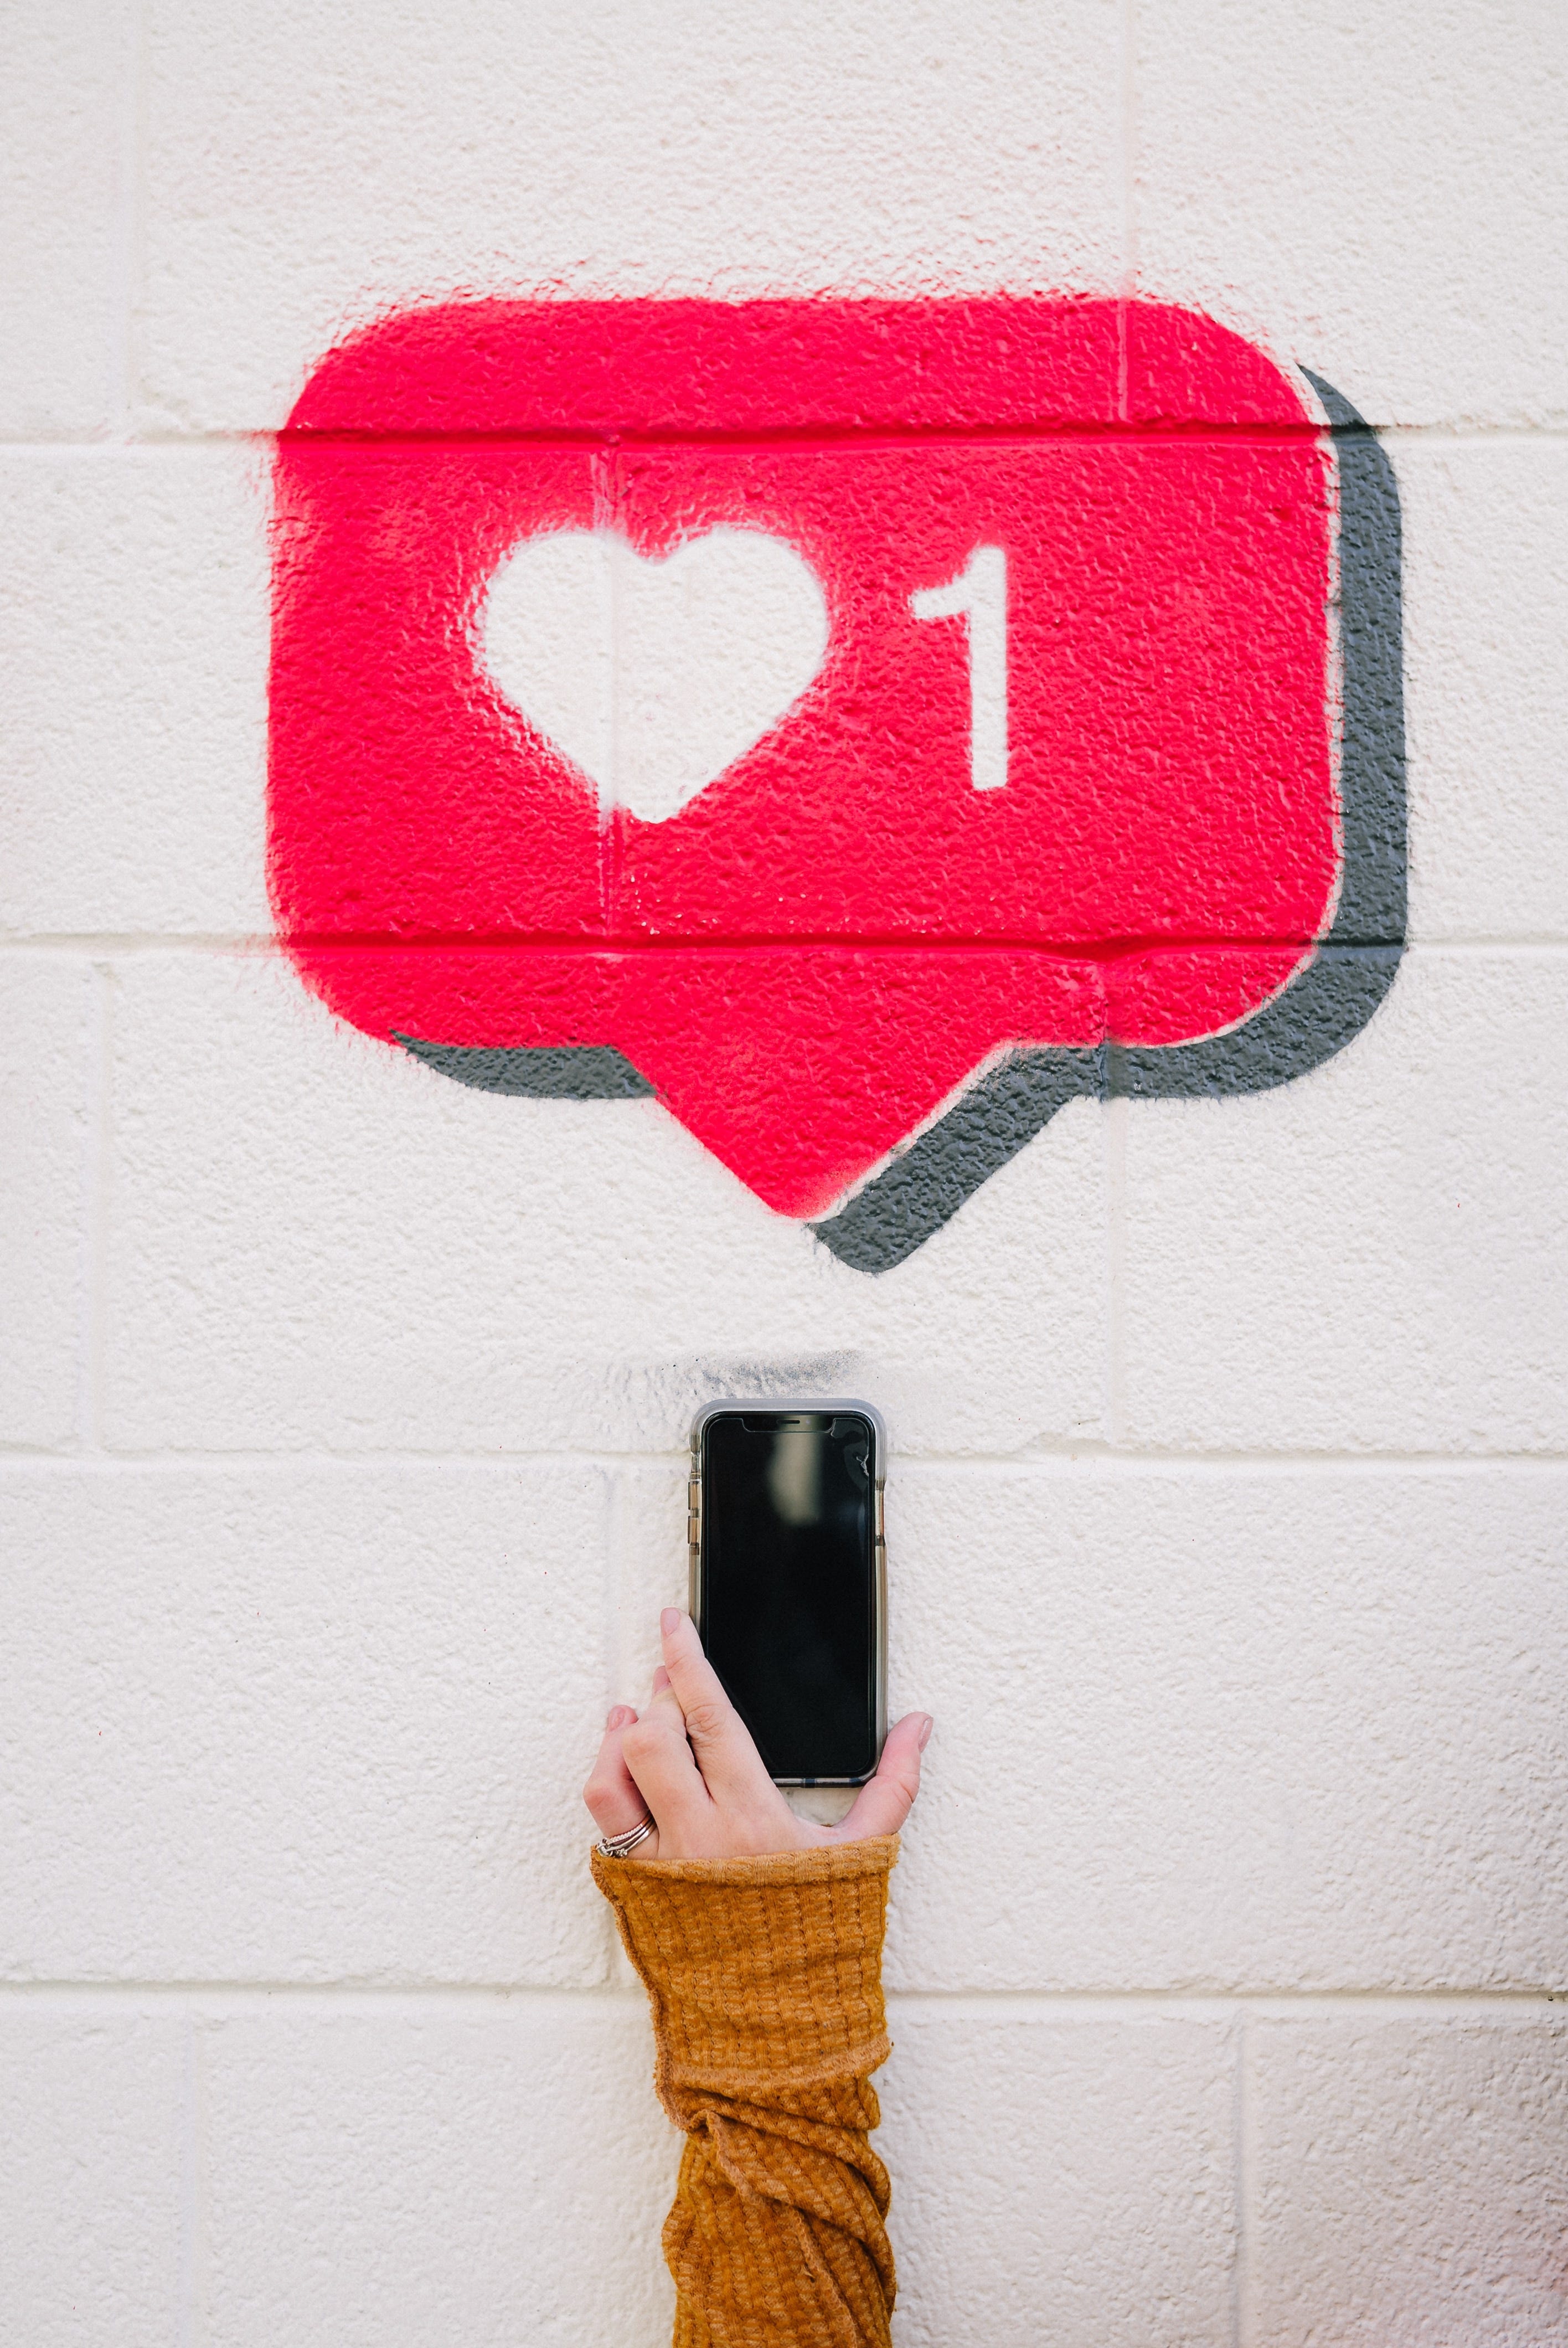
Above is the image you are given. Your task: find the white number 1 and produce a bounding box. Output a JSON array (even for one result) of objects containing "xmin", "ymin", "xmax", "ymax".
[{"xmin": 910, "ymin": 544, "xmax": 1008, "ymax": 791}]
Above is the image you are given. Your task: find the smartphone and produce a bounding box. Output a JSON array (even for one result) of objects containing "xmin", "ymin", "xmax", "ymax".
[{"xmin": 689, "ymin": 1402, "xmax": 887, "ymax": 1786}]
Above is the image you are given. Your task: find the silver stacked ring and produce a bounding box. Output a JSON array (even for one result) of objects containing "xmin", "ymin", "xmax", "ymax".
[{"xmin": 596, "ymin": 1815, "xmax": 655, "ymax": 1858}]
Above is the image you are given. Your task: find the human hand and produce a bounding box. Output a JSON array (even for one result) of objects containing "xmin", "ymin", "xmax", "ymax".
[{"xmin": 584, "ymin": 1608, "xmax": 932, "ymax": 1860}]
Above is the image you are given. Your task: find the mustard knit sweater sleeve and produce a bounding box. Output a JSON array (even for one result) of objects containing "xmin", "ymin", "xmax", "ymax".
[{"xmin": 591, "ymin": 1836, "xmax": 899, "ymax": 2348}]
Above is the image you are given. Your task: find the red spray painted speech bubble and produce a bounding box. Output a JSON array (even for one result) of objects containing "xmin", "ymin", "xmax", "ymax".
[{"xmin": 269, "ymin": 300, "xmax": 1404, "ymax": 1268}]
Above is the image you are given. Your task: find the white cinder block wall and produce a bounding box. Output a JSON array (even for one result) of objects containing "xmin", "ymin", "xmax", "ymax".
[{"xmin": 3, "ymin": 4, "xmax": 1566, "ymax": 2343}]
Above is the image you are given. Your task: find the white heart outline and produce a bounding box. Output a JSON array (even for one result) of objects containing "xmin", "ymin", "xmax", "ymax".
[{"xmin": 477, "ymin": 524, "xmax": 831, "ymax": 824}]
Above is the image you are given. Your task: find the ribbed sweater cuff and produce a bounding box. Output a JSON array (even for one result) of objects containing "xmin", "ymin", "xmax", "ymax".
[{"xmin": 591, "ymin": 1837, "xmax": 898, "ymax": 2109}]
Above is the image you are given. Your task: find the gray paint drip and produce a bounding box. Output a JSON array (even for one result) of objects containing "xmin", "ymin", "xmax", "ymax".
[
  {"xmin": 394, "ymin": 374, "xmax": 1405, "ymax": 1274},
  {"xmin": 811, "ymin": 374, "xmax": 1407, "ymax": 1271}
]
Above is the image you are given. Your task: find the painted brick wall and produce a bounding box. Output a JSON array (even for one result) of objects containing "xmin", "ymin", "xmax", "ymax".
[{"xmin": 3, "ymin": 6, "xmax": 1566, "ymax": 2345}]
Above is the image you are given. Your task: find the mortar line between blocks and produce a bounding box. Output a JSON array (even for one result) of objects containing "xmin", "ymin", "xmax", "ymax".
[
  {"xmin": 6, "ymin": 1448, "xmax": 1568, "ymax": 1474},
  {"xmin": 4, "ymin": 1984, "xmax": 1562, "ymax": 2015},
  {"xmin": 106, "ymin": 70, "xmax": 128, "ymax": 434},
  {"xmin": 127, "ymin": 0, "xmax": 149, "ymax": 435},
  {"xmin": 9, "ymin": 934, "xmax": 1568, "ymax": 957},
  {"xmin": 0, "ymin": 1982, "xmax": 654, "ymax": 2014},
  {"xmin": 1234, "ymin": 2007, "xmax": 1254, "ymax": 2348},
  {"xmin": 105, "ymin": 0, "xmax": 136, "ymax": 440},
  {"xmin": 176, "ymin": 2008, "xmax": 203, "ymax": 2348},
  {"xmin": 7, "ymin": 421, "xmax": 1568, "ymax": 452},
  {"xmin": 605, "ymin": 1462, "xmax": 629, "ymax": 1713},
  {"xmin": 890, "ymin": 1990, "xmax": 1568, "ymax": 2016},
  {"xmin": 71, "ymin": 970, "xmax": 101, "ymax": 1450},
  {"xmin": 78, "ymin": 964, "xmax": 112, "ymax": 1451},
  {"xmin": 1103, "ymin": 1093, "xmax": 1130, "ymax": 1445},
  {"xmin": 1119, "ymin": 0, "xmax": 1139, "ymax": 341}
]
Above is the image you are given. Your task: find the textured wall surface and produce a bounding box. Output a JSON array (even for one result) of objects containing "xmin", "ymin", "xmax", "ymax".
[{"xmin": 3, "ymin": 4, "xmax": 1566, "ymax": 2345}]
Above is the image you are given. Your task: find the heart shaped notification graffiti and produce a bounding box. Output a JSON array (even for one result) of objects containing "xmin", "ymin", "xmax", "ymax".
[
  {"xmin": 479, "ymin": 528, "xmax": 829, "ymax": 824},
  {"xmin": 270, "ymin": 299, "xmax": 1405, "ymax": 1266}
]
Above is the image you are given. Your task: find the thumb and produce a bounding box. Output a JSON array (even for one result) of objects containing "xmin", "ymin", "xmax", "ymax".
[{"xmin": 834, "ymin": 1711, "xmax": 932, "ymax": 1842}]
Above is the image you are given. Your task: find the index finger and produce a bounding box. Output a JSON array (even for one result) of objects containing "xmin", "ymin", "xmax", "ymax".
[{"xmin": 658, "ymin": 1608, "xmax": 776, "ymax": 1802}]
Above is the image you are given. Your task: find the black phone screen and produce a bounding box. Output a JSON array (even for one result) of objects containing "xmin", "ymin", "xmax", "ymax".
[{"xmin": 698, "ymin": 1410, "xmax": 879, "ymax": 1783}]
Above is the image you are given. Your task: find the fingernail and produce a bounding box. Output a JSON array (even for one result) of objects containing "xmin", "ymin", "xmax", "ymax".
[
  {"xmin": 606, "ymin": 1705, "xmax": 634, "ymax": 1730},
  {"xmin": 661, "ymin": 1606, "xmax": 683, "ymax": 1637},
  {"xmin": 917, "ymin": 1714, "xmax": 935, "ymax": 1750}
]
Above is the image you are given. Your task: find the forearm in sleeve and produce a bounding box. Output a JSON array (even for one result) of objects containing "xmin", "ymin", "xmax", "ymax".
[{"xmin": 591, "ymin": 1837, "xmax": 899, "ymax": 2348}]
